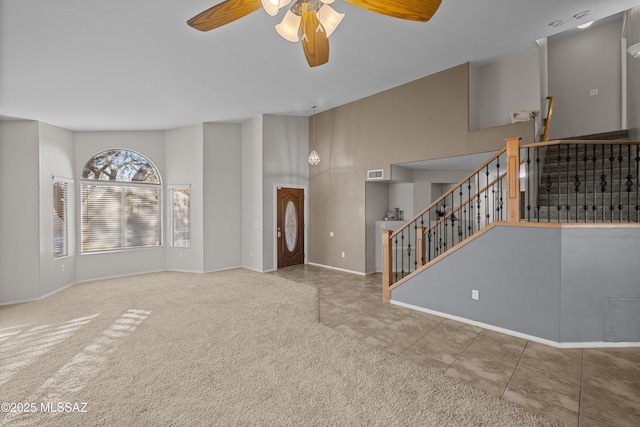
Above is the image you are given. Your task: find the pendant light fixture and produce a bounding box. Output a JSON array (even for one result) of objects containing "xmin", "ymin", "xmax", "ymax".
[{"xmin": 308, "ymin": 106, "xmax": 320, "ymax": 166}]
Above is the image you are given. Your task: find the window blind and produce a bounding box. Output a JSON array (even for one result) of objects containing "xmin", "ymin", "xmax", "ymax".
[
  {"xmin": 53, "ymin": 180, "xmax": 69, "ymax": 258},
  {"xmin": 170, "ymin": 187, "xmax": 190, "ymax": 248},
  {"xmin": 81, "ymin": 184, "xmax": 162, "ymax": 253}
]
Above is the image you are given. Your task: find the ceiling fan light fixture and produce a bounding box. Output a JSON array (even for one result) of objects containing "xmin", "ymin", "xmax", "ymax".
[
  {"xmin": 317, "ymin": 4, "xmax": 344, "ymax": 38},
  {"xmin": 276, "ymin": 10, "xmax": 301, "ymax": 42},
  {"xmin": 262, "ymin": 0, "xmax": 291, "ymax": 17}
]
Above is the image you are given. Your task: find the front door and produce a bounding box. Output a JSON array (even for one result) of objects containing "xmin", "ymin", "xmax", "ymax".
[{"xmin": 277, "ymin": 187, "xmax": 304, "ymax": 268}]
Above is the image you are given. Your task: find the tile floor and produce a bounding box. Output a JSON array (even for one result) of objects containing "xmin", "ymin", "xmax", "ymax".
[{"xmin": 270, "ymin": 265, "xmax": 640, "ymax": 427}]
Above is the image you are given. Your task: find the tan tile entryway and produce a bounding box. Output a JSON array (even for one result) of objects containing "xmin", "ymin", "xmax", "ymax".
[{"xmin": 271, "ymin": 265, "xmax": 640, "ymax": 427}]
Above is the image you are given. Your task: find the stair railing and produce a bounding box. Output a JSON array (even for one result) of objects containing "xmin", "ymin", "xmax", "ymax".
[
  {"xmin": 382, "ymin": 137, "xmax": 640, "ymax": 301},
  {"xmin": 382, "ymin": 137, "xmax": 521, "ymax": 301},
  {"xmin": 520, "ymin": 140, "xmax": 640, "ymax": 223}
]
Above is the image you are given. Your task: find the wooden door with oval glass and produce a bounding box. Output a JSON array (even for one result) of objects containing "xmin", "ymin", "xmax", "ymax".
[{"xmin": 277, "ymin": 187, "xmax": 305, "ymax": 268}]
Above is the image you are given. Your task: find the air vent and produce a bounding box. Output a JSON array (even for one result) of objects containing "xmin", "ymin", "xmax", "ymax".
[{"xmin": 367, "ymin": 169, "xmax": 384, "ymax": 180}]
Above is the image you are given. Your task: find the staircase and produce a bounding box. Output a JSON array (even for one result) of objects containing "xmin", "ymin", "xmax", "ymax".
[
  {"xmin": 382, "ymin": 134, "xmax": 640, "ymax": 300},
  {"xmin": 533, "ymin": 131, "xmax": 639, "ymax": 223}
]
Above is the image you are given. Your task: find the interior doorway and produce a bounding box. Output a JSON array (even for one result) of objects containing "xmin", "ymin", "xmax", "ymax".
[{"xmin": 276, "ymin": 187, "xmax": 305, "ymax": 268}]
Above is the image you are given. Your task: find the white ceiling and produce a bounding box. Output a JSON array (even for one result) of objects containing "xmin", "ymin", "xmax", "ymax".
[{"xmin": 1, "ymin": 0, "xmax": 638, "ymax": 131}]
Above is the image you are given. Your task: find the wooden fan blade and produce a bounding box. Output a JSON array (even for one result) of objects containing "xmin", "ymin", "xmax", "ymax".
[
  {"xmin": 188, "ymin": 0, "xmax": 263, "ymax": 32},
  {"xmin": 300, "ymin": 3, "xmax": 329, "ymax": 67},
  {"xmin": 345, "ymin": 0, "xmax": 442, "ymax": 22}
]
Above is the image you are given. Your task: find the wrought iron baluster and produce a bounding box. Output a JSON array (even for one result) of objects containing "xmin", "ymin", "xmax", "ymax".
[
  {"xmin": 626, "ymin": 145, "xmax": 633, "ymax": 223},
  {"xmin": 636, "ymin": 145, "xmax": 640, "ymax": 222},
  {"xmin": 573, "ymin": 143, "xmax": 579, "ymax": 222},
  {"xmin": 618, "ymin": 144, "xmax": 623, "ymax": 222},
  {"xmin": 582, "ymin": 144, "xmax": 589, "ymax": 222},
  {"xmin": 467, "ymin": 178, "xmax": 473, "ymax": 236},
  {"xmin": 536, "ymin": 146, "xmax": 541, "ymax": 222},
  {"xmin": 420, "ymin": 215, "xmax": 425, "ymax": 265},
  {"xmin": 557, "ymin": 144, "xmax": 562, "ymax": 222},
  {"xmin": 485, "ymin": 165, "xmax": 490, "ymax": 226},
  {"xmin": 600, "ymin": 145, "xmax": 606, "ymax": 221},
  {"xmin": 400, "ymin": 230, "xmax": 405, "ymax": 278},
  {"xmin": 458, "ymin": 184, "xmax": 464, "ymax": 242},
  {"xmin": 592, "ymin": 144, "xmax": 597, "ymax": 222},
  {"xmin": 565, "ymin": 144, "xmax": 571, "ymax": 222},
  {"xmin": 609, "ymin": 145, "xmax": 615, "ymax": 222},
  {"xmin": 476, "ymin": 174, "xmax": 482, "ymax": 230},
  {"xmin": 526, "ymin": 148, "xmax": 531, "ymax": 222},
  {"xmin": 393, "ymin": 233, "xmax": 398, "ymax": 283},
  {"xmin": 427, "ymin": 218, "xmax": 432, "ymax": 263}
]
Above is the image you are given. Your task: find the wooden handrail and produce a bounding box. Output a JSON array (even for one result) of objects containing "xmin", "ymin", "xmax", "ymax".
[{"xmin": 541, "ymin": 95, "xmax": 554, "ymax": 142}]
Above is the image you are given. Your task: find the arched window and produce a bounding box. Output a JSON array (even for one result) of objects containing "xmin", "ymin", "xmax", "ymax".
[{"xmin": 81, "ymin": 149, "xmax": 162, "ymax": 253}]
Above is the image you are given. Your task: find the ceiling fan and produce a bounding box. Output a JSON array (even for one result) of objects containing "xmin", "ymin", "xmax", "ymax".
[{"xmin": 187, "ymin": 0, "xmax": 442, "ymax": 67}]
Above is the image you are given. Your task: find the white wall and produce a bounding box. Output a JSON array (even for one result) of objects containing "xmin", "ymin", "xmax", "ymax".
[
  {"xmin": 548, "ymin": 19, "xmax": 623, "ymax": 139},
  {"xmin": 412, "ymin": 170, "xmax": 475, "ymax": 215},
  {"xmin": 0, "ymin": 121, "xmax": 41, "ymax": 304},
  {"xmin": 262, "ymin": 114, "xmax": 309, "ymax": 272},
  {"xmin": 39, "ymin": 122, "xmax": 76, "ymax": 296},
  {"xmin": 477, "ymin": 48, "xmax": 541, "ymax": 130},
  {"xmin": 365, "ymin": 181, "xmax": 389, "ymax": 274},
  {"xmin": 165, "ymin": 124, "xmax": 204, "ymax": 273},
  {"xmin": 203, "ymin": 122, "xmax": 242, "ymax": 272},
  {"xmin": 627, "ymin": 7, "xmax": 640, "ymax": 138},
  {"xmin": 389, "ymin": 183, "xmax": 414, "ymax": 218},
  {"xmin": 241, "ymin": 116, "xmax": 263, "ymax": 271},
  {"xmin": 74, "ymin": 131, "xmax": 166, "ymax": 281}
]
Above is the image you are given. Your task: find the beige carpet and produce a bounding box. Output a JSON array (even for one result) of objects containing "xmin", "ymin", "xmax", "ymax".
[{"xmin": 0, "ymin": 269, "xmax": 564, "ymax": 426}]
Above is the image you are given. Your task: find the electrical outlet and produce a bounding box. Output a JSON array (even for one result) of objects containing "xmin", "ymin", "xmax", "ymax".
[
  {"xmin": 589, "ymin": 89, "xmax": 598, "ymax": 96},
  {"xmin": 61, "ymin": 264, "xmax": 64, "ymax": 272},
  {"xmin": 472, "ymin": 289, "xmax": 479, "ymax": 300},
  {"xmin": 341, "ymin": 251, "xmax": 345, "ymax": 258}
]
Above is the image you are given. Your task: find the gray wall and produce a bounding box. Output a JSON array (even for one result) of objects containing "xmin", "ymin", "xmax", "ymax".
[
  {"xmin": 627, "ymin": 7, "xmax": 640, "ymax": 138},
  {"xmin": 38, "ymin": 122, "xmax": 76, "ymax": 296},
  {"xmin": 0, "ymin": 121, "xmax": 41, "ymax": 303},
  {"xmin": 548, "ymin": 19, "xmax": 623, "ymax": 139},
  {"xmin": 392, "ymin": 225, "xmax": 640, "ymax": 344},
  {"xmin": 203, "ymin": 122, "xmax": 243, "ymax": 272},
  {"xmin": 262, "ymin": 114, "xmax": 309, "ymax": 272},
  {"xmin": 241, "ymin": 116, "xmax": 263, "ymax": 271},
  {"xmin": 165, "ymin": 124, "xmax": 205, "ymax": 273},
  {"xmin": 476, "ymin": 48, "xmax": 541, "ymax": 131}
]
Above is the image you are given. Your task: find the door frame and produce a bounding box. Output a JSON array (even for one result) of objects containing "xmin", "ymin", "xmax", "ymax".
[{"xmin": 272, "ymin": 184, "xmax": 308, "ymax": 270}]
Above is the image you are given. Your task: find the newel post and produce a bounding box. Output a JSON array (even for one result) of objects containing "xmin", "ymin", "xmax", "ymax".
[
  {"xmin": 506, "ymin": 136, "xmax": 521, "ymax": 223},
  {"xmin": 381, "ymin": 229, "xmax": 392, "ymax": 302}
]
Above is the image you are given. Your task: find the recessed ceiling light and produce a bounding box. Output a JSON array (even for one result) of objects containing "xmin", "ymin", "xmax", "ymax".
[
  {"xmin": 548, "ymin": 20, "xmax": 565, "ymax": 28},
  {"xmin": 573, "ymin": 10, "xmax": 592, "ymax": 20},
  {"xmin": 577, "ymin": 21, "xmax": 593, "ymax": 29}
]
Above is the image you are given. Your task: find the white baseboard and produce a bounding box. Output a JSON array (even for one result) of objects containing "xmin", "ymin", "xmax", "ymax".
[
  {"xmin": 391, "ymin": 300, "xmax": 640, "ymax": 349},
  {"xmin": 307, "ymin": 262, "xmax": 366, "ymax": 276}
]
